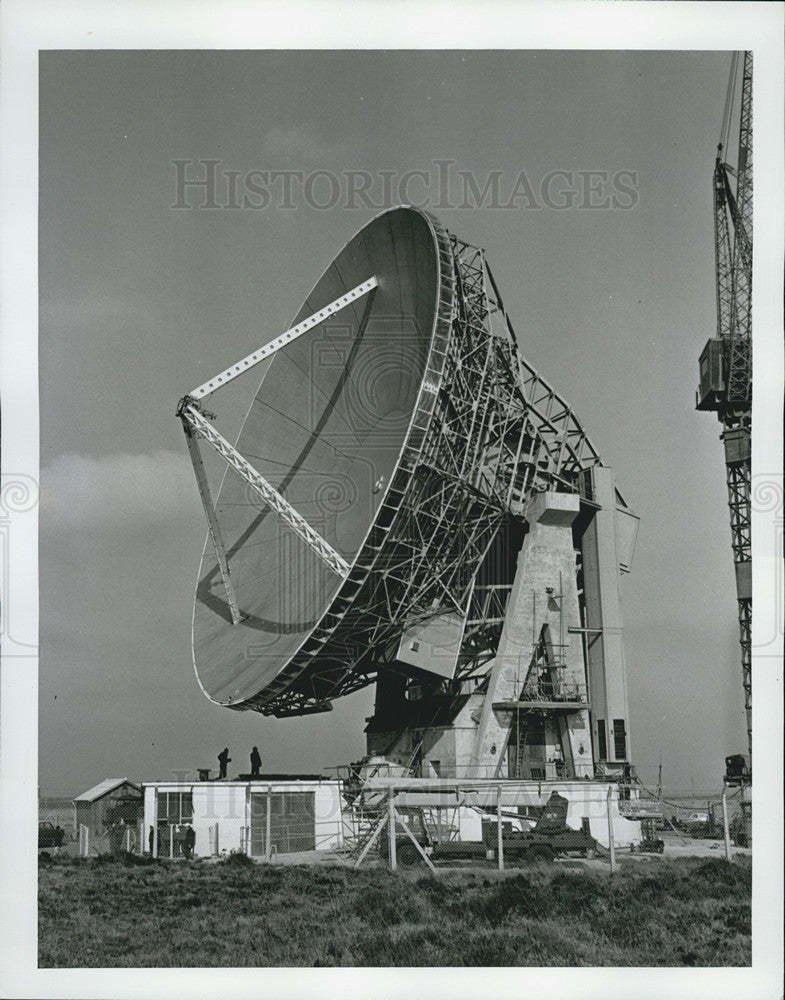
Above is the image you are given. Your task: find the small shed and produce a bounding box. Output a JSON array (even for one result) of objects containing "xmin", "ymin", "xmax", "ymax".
[{"xmin": 73, "ymin": 778, "xmax": 143, "ymax": 849}]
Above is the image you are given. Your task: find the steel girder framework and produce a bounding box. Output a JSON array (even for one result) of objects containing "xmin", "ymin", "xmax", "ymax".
[
  {"xmin": 241, "ymin": 216, "xmax": 611, "ymax": 717},
  {"xmin": 726, "ymin": 52, "xmax": 752, "ymax": 407},
  {"xmin": 710, "ymin": 52, "xmax": 753, "ymax": 755},
  {"xmin": 725, "ymin": 450, "xmax": 752, "ymax": 749}
]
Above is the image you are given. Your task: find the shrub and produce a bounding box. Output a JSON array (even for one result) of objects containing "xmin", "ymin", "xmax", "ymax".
[
  {"xmin": 117, "ymin": 850, "xmax": 158, "ymax": 867},
  {"xmin": 479, "ymin": 875, "xmax": 552, "ymax": 926},
  {"xmin": 547, "ymin": 871, "xmax": 602, "ymax": 915},
  {"xmin": 352, "ymin": 880, "xmax": 426, "ymax": 925},
  {"xmin": 222, "ymin": 850, "xmax": 255, "ymax": 868},
  {"xmin": 691, "ymin": 858, "xmax": 751, "ymax": 898}
]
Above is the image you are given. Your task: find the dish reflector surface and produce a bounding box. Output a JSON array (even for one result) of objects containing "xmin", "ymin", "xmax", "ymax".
[{"xmin": 193, "ymin": 208, "xmax": 444, "ymax": 706}]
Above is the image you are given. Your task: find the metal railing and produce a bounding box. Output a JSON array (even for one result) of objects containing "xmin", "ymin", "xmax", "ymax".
[{"xmin": 517, "ymin": 679, "xmax": 589, "ymax": 703}]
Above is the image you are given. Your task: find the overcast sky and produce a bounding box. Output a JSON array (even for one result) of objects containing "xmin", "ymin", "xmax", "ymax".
[{"xmin": 39, "ymin": 49, "xmax": 747, "ymax": 796}]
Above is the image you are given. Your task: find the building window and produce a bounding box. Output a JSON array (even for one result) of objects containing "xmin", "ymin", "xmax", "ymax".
[
  {"xmin": 157, "ymin": 791, "xmax": 193, "ymax": 825},
  {"xmin": 596, "ymin": 719, "xmax": 607, "ymax": 760},
  {"xmin": 613, "ymin": 719, "xmax": 627, "ymax": 761}
]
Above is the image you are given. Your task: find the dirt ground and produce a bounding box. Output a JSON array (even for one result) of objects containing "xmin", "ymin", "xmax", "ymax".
[
  {"xmin": 41, "ymin": 830, "xmax": 750, "ymax": 868},
  {"xmin": 658, "ymin": 831, "xmax": 750, "ymax": 859}
]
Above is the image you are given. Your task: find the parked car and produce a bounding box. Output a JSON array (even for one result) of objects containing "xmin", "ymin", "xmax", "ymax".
[
  {"xmin": 681, "ymin": 811, "xmax": 710, "ymax": 836},
  {"xmin": 38, "ymin": 821, "xmax": 65, "ymax": 849}
]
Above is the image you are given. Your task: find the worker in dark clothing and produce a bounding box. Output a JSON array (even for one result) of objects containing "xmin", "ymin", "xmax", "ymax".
[
  {"xmin": 183, "ymin": 825, "xmax": 196, "ymax": 859},
  {"xmin": 218, "ymin": 747, "xmax": 231, "ymax": 780},
  {"xmin": 250, "ymin": 746, "xmax": 262, "ymax": 777},
  {"xmin": 148, "ymin": 825, "xmax": 155, "ymax": 856}
]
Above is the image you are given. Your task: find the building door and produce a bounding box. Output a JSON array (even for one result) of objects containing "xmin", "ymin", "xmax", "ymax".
[{"xmin": 250, "ymin": 791, "xmax": 316, "ymax": 856}]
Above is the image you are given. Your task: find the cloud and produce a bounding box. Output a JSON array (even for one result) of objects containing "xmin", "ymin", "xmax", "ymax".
[{"xmin": 41, "ymin": 449, "xmax": 199, "ymax": 530}]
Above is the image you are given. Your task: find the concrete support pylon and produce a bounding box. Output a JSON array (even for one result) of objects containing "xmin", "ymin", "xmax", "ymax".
[
  {"xmin": 581, "ymin": 466, "xmax": 633, "ymax": 769},
  {"xmin": 469, "ymin": 491, "xmax": 593, "ymax": 778}
]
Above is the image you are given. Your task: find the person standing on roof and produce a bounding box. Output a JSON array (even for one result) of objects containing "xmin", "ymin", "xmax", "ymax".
[
  {"xmin": 218, "ymin": 747, "xmax": 231, "ymax": 780},
  {"xmin": 250, "ymin": 746, "xmax": 262, "ymax": 777}
]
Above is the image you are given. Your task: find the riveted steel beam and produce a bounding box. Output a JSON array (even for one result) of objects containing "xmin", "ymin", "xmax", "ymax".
[{"xmin": 190, "ymin": 277, "xmax": 378, "ymax": 400}]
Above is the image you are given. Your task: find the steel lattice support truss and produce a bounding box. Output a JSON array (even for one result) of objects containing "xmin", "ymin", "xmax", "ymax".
[
  {"xmin": 724, "ymin": 431, "xmax": 752, "ymax": 748},
  {"xmin": 727, "ymin": 53, "xmax": 752, "ymax": 405},
  {"xmin": 240, "ymin": 218, "xmax": 616, "ymax": 716},
  {"xmin": 707, "ymin": 51, "xmax": 753, "ymax": 756},
  {"xmin": 737, "ymin": 593, "xmax": 752, "ymax": 745}
]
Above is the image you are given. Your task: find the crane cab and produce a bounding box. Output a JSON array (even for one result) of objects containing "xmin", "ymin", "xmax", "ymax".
[{"xmin": 696, "ymin": 338, "xmax": 726, "ymax": 411}]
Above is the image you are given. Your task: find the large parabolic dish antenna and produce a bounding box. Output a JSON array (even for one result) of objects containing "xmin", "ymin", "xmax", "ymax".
[{"xmin": 179, "ymin": 206, "xmax": 621, "ymax": 717}]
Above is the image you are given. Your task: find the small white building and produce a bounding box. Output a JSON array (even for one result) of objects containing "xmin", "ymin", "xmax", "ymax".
[{"xmin": 143, "ymin": 778, "xmax": 344, "ymax": 859}]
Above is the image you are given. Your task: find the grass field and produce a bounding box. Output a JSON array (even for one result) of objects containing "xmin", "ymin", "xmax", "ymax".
[{"xmin": 38, "ymin": 853, "xmax": 751, "ymax": 967}]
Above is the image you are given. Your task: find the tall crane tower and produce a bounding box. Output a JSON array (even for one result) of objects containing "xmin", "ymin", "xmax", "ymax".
[{"xmin": 696, "ymin": 52, "xmax": 753, "ymax": 762}]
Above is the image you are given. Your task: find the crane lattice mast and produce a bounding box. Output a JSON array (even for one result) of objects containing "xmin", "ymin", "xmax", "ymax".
[{"xmin": 696, "ymin": 51, "xmax": 753, "ymax": 761}]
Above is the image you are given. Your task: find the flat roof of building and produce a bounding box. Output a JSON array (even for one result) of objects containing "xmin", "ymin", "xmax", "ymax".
[{"xmin": 142, "ymin": 775, "xmax": 341, "ymax": 786}]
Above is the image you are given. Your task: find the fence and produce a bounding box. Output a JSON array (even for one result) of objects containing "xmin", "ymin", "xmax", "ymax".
[
  {"xmin": 349, "ymin": 783, "xmax": 619, "ymax": 873},
  {"xmin": 347, "ymin": 781, "xmax": 749, "ymax": 873},
  {"xmin": 67, "ymin": 781, "xmax": 748, "ymax": 864},
  {"xmin": 77, "ymin": 821, "xmax": 143, "ymax": 857}
]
